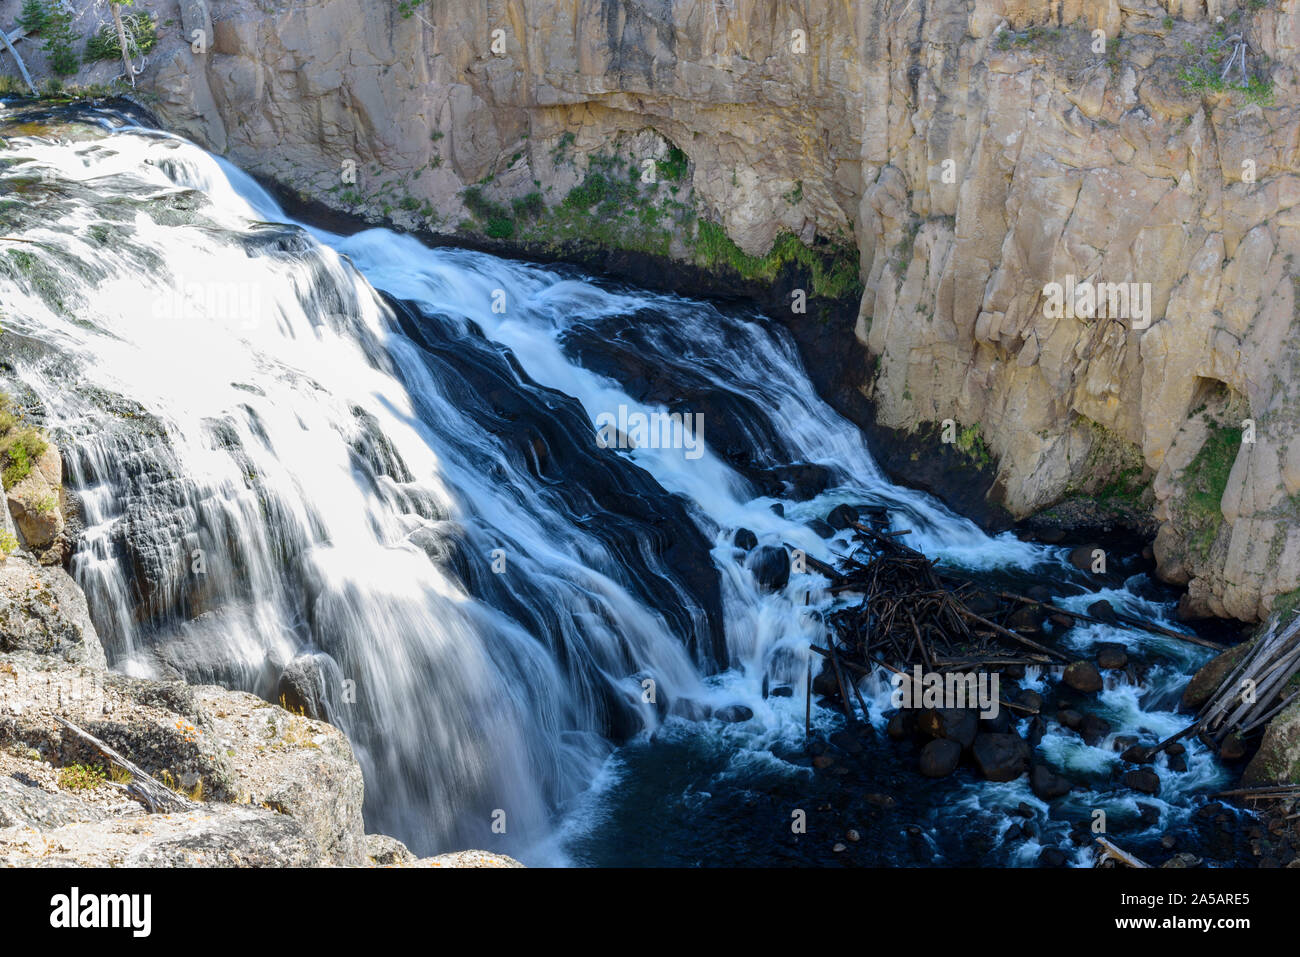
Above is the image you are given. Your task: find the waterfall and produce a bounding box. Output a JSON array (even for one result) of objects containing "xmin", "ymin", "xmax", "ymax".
[{"xmin": 0, "ymin": 103, "xmax": 1232, "ymax": 865}]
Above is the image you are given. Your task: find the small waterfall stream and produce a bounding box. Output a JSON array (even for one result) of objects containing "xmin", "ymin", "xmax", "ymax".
[{"xmin": 0, "ymin": 102, "xmax": 1247, "ymax": 865}]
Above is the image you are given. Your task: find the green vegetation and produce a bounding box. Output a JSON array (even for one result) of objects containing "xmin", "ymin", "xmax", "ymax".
[
  {"xmin": 1179, "ymin": 30, "xmax": 1274, "ymax": 105},
  {"xmin": 655, "ymin": 146, "xmax": 688, "ymax": 183},
  {"xmin": 37, "ymin": 1, "xmax": 80, "ymax": 77},
  {"xmin": 1180, "ymin": 425, "xmax": 1239, "ymax": 559},
  {"xmin": 955, "ymin": 425, "xmax": 993, "ymax": 468},
  {"xmin": 17, "ymin": 0, "xmax": 49, "ymax": 33},
  {"xmin": 58, "ymin": 763, "xmax": 106, "ymax": 791},
  {"xmin": 0, "ymin": 530, "xmax": 18, "ymax": 559},
  {"xmin": 692, "ymin": 221, "xmax": 862, "ymax": 300},
  {"xmin": 85, "ymin": 11, "xmax": 158, "ymax": 63},
  {"xmin": 0, "ymin": 393, "xmax": 49, "ymax": 491}
]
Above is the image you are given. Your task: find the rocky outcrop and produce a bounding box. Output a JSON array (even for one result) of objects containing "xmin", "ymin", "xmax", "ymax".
[{"xmin": 7, "ymin": 0, "xmax": 1300, "ymax": 621}]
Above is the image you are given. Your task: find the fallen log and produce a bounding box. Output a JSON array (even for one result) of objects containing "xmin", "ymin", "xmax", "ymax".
[
  {"xmin": 997, "ymin": 591, "xmax": 1225, "ymax": 651},
  {"xmin": 953, "ymin": 605, "xmax": 1071, "ymax": 662},
  {"xmin": 1095, "ymin": 836, "xmax": 1150, "ymax": 868},
  {"xmin": 0, "ymin": 27, "xmax": 37, "ymax": 96},
  {"xmin": 55, "ymin": 716, "xmax": 199, "ymax": 814}
]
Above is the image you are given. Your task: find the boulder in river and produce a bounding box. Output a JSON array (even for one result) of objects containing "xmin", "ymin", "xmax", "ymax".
[
  {"xmin": 1063, "ymin": 660, "xmax": 1104, "ymax": 693},
  {"xmin": 746, "ymin": 545, "xmax": 790, "ymax": 591},
  {"xmin": 1030, "ymin": 764, "xmax": 1072, "ymax": 799},
  {"xmin": 714, "ymin": 704, "xmax": 754, "ymax": 724},
  {"xmin": 1079, "ymin": 713, "xmax": 1112, "ymax": 747},
  {"xmin": 805, "ymin": 518, "xmax": 835, "ymax": 539},
  {"xmin": 1122, "ymin": 768, "xmax": 1161, "ymax": 795},
  {"xmin": 1087, "ymin": 599, "xmax": 1120, "ymax": 624},
  {"xmin": 1068, "ymin": 544, "xmax": 1104, "ymax": 573},
  {"xmin": 919, "ymin": 738, "xmax": 962, "ymax": 778},
  {"xmin": 1096, "ymin": 642, "xmax": 1128, "ymax": 670},
  {"xmin": 733, "ymin": 527, "xmax": 757, "ymax": 551},
  {"xmin": 972, "ymin": 732, "xmax": 1029, "ymax": 782},
  {"xmin": 918, "ymin": 707, "xmax": 978, "ymax": 749},
  {"xmin": 826, "ymin": 503, "xmax": 859, "ymax": 530}
]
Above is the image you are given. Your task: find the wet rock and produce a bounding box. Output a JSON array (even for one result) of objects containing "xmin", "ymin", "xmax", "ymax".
[
  {"xmin": 1080, "ymin": 713, "xmax": 1112, "ymax": 747},
  {"xmin": 1219, "ymin": 732, "xmax": 1247, "ymax": 762},
  {"xmin": 845, "ymin": 828, "xmax": 861, "ymax": 842},
  {"xmin": 885, "ymin": 710, "xmax": 914, "ymax": 740},
  {"xmin": 917, "ymin": 708, "xmax": 978, "ymax": 749},
  {"xmin": 758, "ymin": 463, "xmax": 831, "ymax": 501},
  {"xmin": 1123, "ymin": 769, "xmax": 1162, "ymax": 796},
  {"xmin": 1057, "ymin": 709, "xmax": 1083, "ymax": 730},
  {"xmin": 1006, "ymin": 605, "xmax": 1046, "ymax": 635},
  {"xmin": 768, "ymin": 685, "xmax": 794, "ymax": 698},
  {"xmin": 746, "ymin": 545, "xmax": 790, "ymax": 592},
  {"xmin": 1137, "ymin": 803, "xmax": 1161, "ymax": 827},
  {"xmin": 1160, "ymin": 853, "xmax": 1202, "ymax": 869},
  {"xmin": 812, "ymin": 669, "xmax": 841, "ymax": 699},
  {"xmin": 1111, "ymin": 734, "xmax": 1138, "ymax": 753},
  {"xmin": 812, "ymin": 754, "xmax": 836, "ymax": 770},
  {"xmin": 1121, "ymin": 743, "xmax": 1154, "ymax": 764},
  {"xmin": 826, "ymin": 504, "xmax": 859, "ymax": 530},
  {"xmin": 804, "ymin": 518, "xmax": 835, "ymax": 539},
  {"xmin": 714, "ymin": 704, "xmax": 754, "ymax": 723},
  {"xmin": 1166, "ymin": 742, "xmax": 1185, "ymax": 757},
  {"xmin": 769, "ymin": 503, "xmax": 784, "ymax": 518},
  {"xmin": 1168, "ymin": 754, "xmax": 1188, "ymax": 773},
  {"xmin": 1049, "ymin": 613, "xmax": 1075, "ymax": 629},
  {"xmin": 1087, "ymin": 600, "xmax": 1120, "ymax": 625},
  {"xmin": 1038, "ymin": 847, "xmax": 1069, "ymax": 867},
  {"xmin": 733, "ymin": 527, "xmax": 757, "ymax": 551},
  {"xmin": 1017, "ymin": 689, "xmax": 1044, "ymax": 712},
  {"xmin": 1068, "ymin": 544, "xmax": 1103, "ymax": 573},
  {"xmin": 1182, "ymin": 639, "xmax": 1254, "ymax": 710},
  {"xmin": 670, "ymin": 698, "xmax": 712, "ymax": 721},
  {"xmin": 276, "ymin": 652, "xmax": 334, "ymax": 722},
  {"xmin": 829, "ymin": 729, "xmax": 863, "ymax": 754},
  {"xmin": 980, "ymin": 709, "xmax": 1011, "ymax": 734},
  {"xmin": 971, "ymin": 732, "xmax": 1029, "ymax": 782},
  {"xmin": 965, "ymin": 594, "xmax": 1000, "ymax": 616},
  {"xmin": 866, "ymin": 793, "xmax": 896, "ymax": 809},
  {"xmin": 1014, "ymin": 802, "xmax": 1036, "ymax": 818},
  {"xmin": 1063, "ymin": 661, "xmax": 1104, "ymax": 694},
  {"xmin": 1030, "ymin": 764, "xmax": 1072, "ymax": 800},
  {"xmin": 1096, "ymin": 642, "xmax": 1128, "ymax": 670},
  {"xmin": 918, "ymin": 738, "xmax": 962, "ymax": 778}
]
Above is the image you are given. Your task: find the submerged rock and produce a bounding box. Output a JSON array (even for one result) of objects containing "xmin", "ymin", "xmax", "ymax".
[{"xmin": 747, "ymin": 545, "xmax": 790, "ymax": 592}]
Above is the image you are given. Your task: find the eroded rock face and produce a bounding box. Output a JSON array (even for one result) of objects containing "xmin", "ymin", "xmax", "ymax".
[{"xmin": 12, "ymin": 0, "xmax": 1300, "ymax": 620}]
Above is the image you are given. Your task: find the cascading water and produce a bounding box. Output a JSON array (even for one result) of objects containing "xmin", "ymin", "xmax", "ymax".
[{"xmin": 0, "ymin": 102, "xmax": 1250, "ymax": 866}]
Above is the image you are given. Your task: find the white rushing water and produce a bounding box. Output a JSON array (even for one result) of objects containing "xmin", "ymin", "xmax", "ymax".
[{"xmin": 0, "ymin": 105, "xmax": 1232, "ymax": 864}]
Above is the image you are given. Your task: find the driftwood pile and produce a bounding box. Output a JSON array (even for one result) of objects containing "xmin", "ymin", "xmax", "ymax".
[{"xmin": 807, "ymin": 513, "xmax": 1068, "ymax": 714}]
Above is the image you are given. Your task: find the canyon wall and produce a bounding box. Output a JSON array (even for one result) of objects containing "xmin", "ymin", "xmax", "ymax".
[{"xmin": 5, "ymin": 0, "xmax": 1300, "ymax": 622}]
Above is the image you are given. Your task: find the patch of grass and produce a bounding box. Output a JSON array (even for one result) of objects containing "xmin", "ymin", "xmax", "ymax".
[
  {"xmin": 692, "ymin": 221, "xmax": 863, "ymax": 300},
  {"xmin": 58, "ymin": 763, "xmax": 106, "ymax": 790},
  {"xmin": 0, "ymin": 530, "xmax": 18, "ymax": 558},
  {"xmin": 956, "ymin": 425, "xmax": 993, "ymax": 467}
]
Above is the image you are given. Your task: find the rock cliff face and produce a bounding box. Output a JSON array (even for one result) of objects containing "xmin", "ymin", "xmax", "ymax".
[{"xmin": 5, "ymin": 0, "xmax": 1300, "ymax": 624}]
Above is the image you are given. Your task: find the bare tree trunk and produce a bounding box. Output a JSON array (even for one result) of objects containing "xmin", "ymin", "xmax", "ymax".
[
  {"xmin": 0, "ymin": 28, "xmax": 39, "ymax": 95},
  {"xmin": 110, "ymin": 1, "xmax": 135, "ymax": 88}
]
